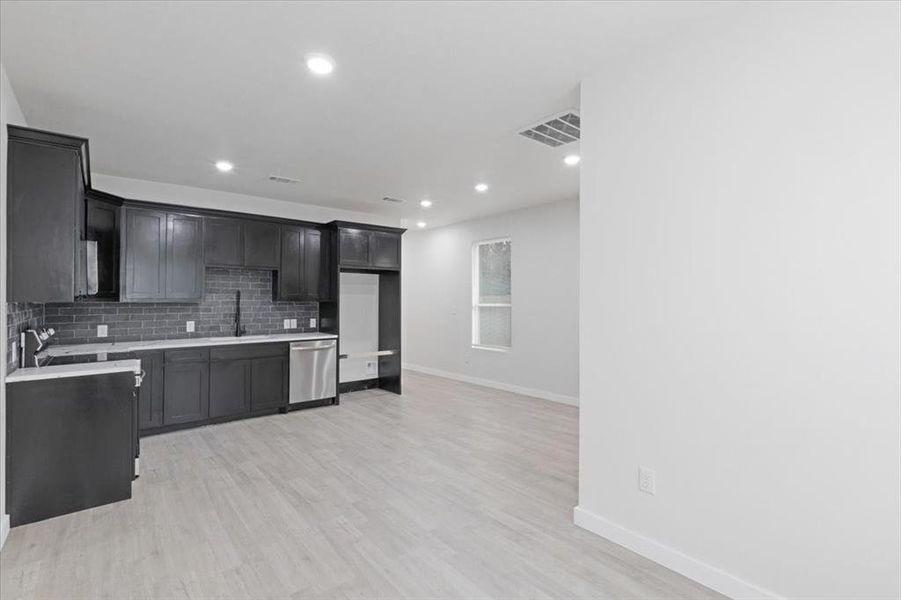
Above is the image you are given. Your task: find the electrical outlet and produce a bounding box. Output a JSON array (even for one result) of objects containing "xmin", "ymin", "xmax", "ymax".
[
  {"xmin": 96, "ymin": 352, "xmax": 108, "ymax": 362},
  {"xmin": 309, "ymin": 317, "xmax": 317, "ymax": 328},
  {"xmin": 283, "ymin": 319, "xmax": 291, "ymax": 330},
  {"xmin": 365, "ymin": 361, "xmax": 377, "ymax": 375},
  {"xmin": 186, "ymin": 320, "xmax": 195, "ymax": 332},
  {"xmin": 638, "ymin": 466, "xmax": 656, "ymax": 495},
  {"xmin": 97, "ymin": 324, "xmax": 108, "ymax": 338},
  {"xmin": 290, "ymin": 318, "xmax": 297, "ymax": 328}
]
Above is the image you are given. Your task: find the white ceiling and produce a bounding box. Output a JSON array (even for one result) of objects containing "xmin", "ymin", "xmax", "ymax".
[{"xmin": 0, "ymin": 1, "xmax": 716, "ymax": 227}]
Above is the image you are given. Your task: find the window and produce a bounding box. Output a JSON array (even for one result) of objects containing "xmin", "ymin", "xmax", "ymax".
[{"xmin": 472, "ymin": 238, "xmax": 512, "ymax": 350}]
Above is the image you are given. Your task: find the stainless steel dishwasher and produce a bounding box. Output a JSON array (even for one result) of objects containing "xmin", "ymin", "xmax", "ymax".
[{"xmin": 289, "ymin": 339, "xmax": 337, "ymax": 405}]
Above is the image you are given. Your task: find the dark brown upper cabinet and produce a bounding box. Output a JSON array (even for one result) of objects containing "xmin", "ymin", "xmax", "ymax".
[
  {"xmin": 276, "ymin": 225, "xmax": 325, "ymax": 301},
  {"xmin": 338, "ymin": 227, "xmax": 401, "ymax": 270},
  {"xmin": 302, "ymin": 229, "xmax": 322, "ymax": 299},
  {"xmin": 338, "ymin": 228, "xmax": 370, "ymax": 267},
  {"xmin": 203, "ymin": 217, "xmax": 280, "ymax": 269},
  {"xmin": 165, "ymin": 213, "xmax": 205, "ymax": 299},
  {"xmin": 121, "ymin": 208, "xmax": 166, "ymax": 300},
  {"xmin": 6, "ymin": 126, "xmax": 90, "ymax": 302},
  {"xmin": 203, "ymin": 217, "xmax": 242, "ymax": 267},
  {"xmin": 370, "ymin": 231, "xmax": 401, "ymax": 269},
  {"xmin": 85, "ymin": 191, "xmax": 122, "ymax": 299},
  {"xmin": 278, "ymin": 225, "xmax": 304, "ymax": 300},
  {"xmin": 121, "ymin": 206, "xmax": 204, "ymax": 302},
  {"xmin": 243, "ymin": 220, "xmax": 280, "ymax": 269}
]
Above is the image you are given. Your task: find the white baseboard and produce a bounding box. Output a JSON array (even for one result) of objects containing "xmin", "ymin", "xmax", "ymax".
[
  {"xmin": 0, "ymin": 514, "xmax": 9, "ymax": 550},
  {"xmin": 402, "ymin": 363, "xmax": 578, "ymax": 406},
  {"xmin": 573, "ymin": 506, "xmax": 782, "ymax": 600}
]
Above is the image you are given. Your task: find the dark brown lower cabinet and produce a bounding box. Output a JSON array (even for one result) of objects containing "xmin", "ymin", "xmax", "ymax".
[
  {"xmin": 210, "ymin": 359, "xmax": 252, "ymax": 418},
  {"xmin": 7, "ymin": 372, "xmax": 135, "ymax": 526},
  {"xmin": 251, "ymin": 355, "xmax": 288, "ymax": 411},
  {"xmin": 163, "ymin": 359, "xmax": 210, "ymax": 425},
  {"xmin": 137, "ymin": 351, "xmax": 164, "ymax": 430},
  {"xmin": 138, "ymin": 343, "xmax": 289, "ymax": 434}
]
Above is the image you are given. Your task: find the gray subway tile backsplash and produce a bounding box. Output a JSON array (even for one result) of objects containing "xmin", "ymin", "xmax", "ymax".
[
  {"xmin": 6, "ymin": 302, "xmax": 44, "ymax": 374},
  {"xmin": 42, "ymin": 267, "xmax": 318, "ymax": 345}
]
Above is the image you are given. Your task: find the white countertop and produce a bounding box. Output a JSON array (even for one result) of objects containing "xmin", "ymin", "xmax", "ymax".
[
  {"xmin": 6, "ymin": 360, "xmax": 143, "ymax": 384},
  {"xmin": 42, "ymin": 332, "xmax": 338, "ymax": 358}
]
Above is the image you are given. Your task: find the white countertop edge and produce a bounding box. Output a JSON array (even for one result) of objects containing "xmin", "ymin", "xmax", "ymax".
[
  {"xmin": 42, "ymin": 332, "xmax": 339, "ymax": 358},
  {"xmin": 6, "ymin": 360, "xmax": 143, "ymax": 384}
]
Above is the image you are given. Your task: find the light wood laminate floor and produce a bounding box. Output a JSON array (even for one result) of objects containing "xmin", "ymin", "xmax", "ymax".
[{"xmin": 1, "ymin": 371, "xmax": 723, "ymax": 599}]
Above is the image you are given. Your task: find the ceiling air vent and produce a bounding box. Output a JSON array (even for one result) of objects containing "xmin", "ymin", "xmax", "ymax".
[
  {"xmin": 268, "ymin": 175, "xmax": 301, "ymax": 184},
  {"xmin": 519, "ymin": 111, "xmax": 580, "ymax": 147}
]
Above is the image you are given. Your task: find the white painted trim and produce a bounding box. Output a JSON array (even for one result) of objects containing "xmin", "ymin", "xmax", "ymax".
[
  {"xmin": 402, "ymin": 363, "xmax": 578, "ymax": 406},
  {"xmin": 573, "ymin": 505, "xmax": 783, "ymax": 600},
  {"xmin": 0, "ymin": 514, "xmax": 9, "ymax": 550}
]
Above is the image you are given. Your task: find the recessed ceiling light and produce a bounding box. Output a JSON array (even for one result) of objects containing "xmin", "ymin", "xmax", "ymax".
[
  {"xmin": 306, "ymin": 53, "xmax": 335, "ymax": 76},
  {"xmin": 420, "ymin": 199, "xmax": 432, "ymax": 208},
  {"xmin": 215, "ymin": 161, "xmax": 234, "ymax": 172},
  {"xmin": 474, "ymin": 183, "xmax": 489, "ymax": 193},
  {"xmin": 417, "ymin": 221, "xmax": 427, "ymax": 228},
  {"xmin": 564, "ymin": 154, "xmax": 581, "ymax": 166}
]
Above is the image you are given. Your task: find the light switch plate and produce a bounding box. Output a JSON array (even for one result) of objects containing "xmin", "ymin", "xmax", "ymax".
[
  {"xmin": 290, "ymin": 319, "xmax": 297, "ymax": 329},
  {"xmin": 365, "ymin": 361, "xmax": 377, "ymax": 375},
  {"xmin": 97, "ymin": 324, "xmax": 108, "ymax": 338},
  {"xmin": 283, "ymin": 319, "xmax": 291, "ymax": 330},
  {"xmin": 186, "ymin": 320, "xmax": 195, "ymax": 332},
  {"xmin": 309, "ymin": 318, "xmax": 317, "ymax": 328},
  {"xmin": 10, "ymin": 341, "xmax": 17, "ymax": 364}
]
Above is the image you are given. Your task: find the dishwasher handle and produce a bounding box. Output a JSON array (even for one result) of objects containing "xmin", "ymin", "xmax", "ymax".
[{"xmin": 290, "ymin": 340, "xmax": 337, "ymax": 351}]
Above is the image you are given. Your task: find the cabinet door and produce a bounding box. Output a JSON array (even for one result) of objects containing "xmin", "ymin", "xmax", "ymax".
[
  {"xmin": 318, "ymin": 228, "xmax": 337, "ymax": 302},
  {"xmin": 278, "ymin": 226, "xmax": 305, "ymax": 300},
  {"xmin": 204, "ymin": 217, "xmax": 242, "ymax": 267},
  {"xmin": 251, "ymin": 356, "xmax": 288, "ymax": 411},
  {"xmin": 85, "ymin": 196, "xmax": 120, "ymax": 298},
  {"xmin": 7, "ymin": 140, "xmax": 81, "ymax": 302},
  {"xmin": 137, "ymin": 351, "xmax": 164, "ymax": 430},
  {"xmin": 123, "ymin": 208, "xmax": 167, "ymax": 300},
  {"xmin": 244, "ymin": 220, "xmax": 281, "ymax": 269},
  {"xmin": 209, "ymin": 359, "xmax": 251, "ymax": 418},
  {"xmin": 339, "ymin": 228, "xmax": 370, "ymax": 267},
  {"xmin": 163, "ymin": 361, "xmax": 210, "ymax": 425},
  {"xmin": 166, "ymin": 213, "xmax": 204, "ymax": 300},
  {"xmin": 370, "ymin": 231, "xmax": 400, "ymax": 269},
  {"xmin": 302, "ymin": 229, "xmax": 322, "ymax": 300}
]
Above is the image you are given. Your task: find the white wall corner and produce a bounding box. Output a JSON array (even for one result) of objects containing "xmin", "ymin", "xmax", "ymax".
[
  {"xmin": 573, "ymin": 506, "xmax": 783, "ymax": 600},
  {"xmin": 403, "ymin": 363, "xmax": 579, "ymax": 406}
]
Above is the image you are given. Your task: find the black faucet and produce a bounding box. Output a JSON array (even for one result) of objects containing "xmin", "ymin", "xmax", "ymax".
[{"xmin": 234, "ymin": 290, "xmax": 246, "ymax": 337}]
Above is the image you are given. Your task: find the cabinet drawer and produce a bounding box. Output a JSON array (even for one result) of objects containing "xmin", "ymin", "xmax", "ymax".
[
  {"xmin": 164, "ymin": 348, "xmax": 209, "ymax": 363},
  {"xmin": 210, "ymin": 343, "xmax": 288, "ymax": 362}
]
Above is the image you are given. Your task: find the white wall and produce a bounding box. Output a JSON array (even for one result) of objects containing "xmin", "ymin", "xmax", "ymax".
[
  {"xmin": 339, "ymin": 272, "xmax": 380, "ymax": 383},
  {"xmin": 92, "ymin": 173, "xmax": 399, "ymax": 227},
  {"xmin": 576, "ymin": 3, "xmax": 900, "ymax": 599},
  {"xmin": 0, "ymin": 61, "xmax": 28, "ymax": 549},
  {"xmin": 403, "ymin": 198, "xmax": 579, "ymax": 404}
]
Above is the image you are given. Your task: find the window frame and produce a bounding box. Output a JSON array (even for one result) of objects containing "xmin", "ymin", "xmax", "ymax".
[{"xmin": 471, "ymin": 237, "xmax": 512, "ymax": 351}]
